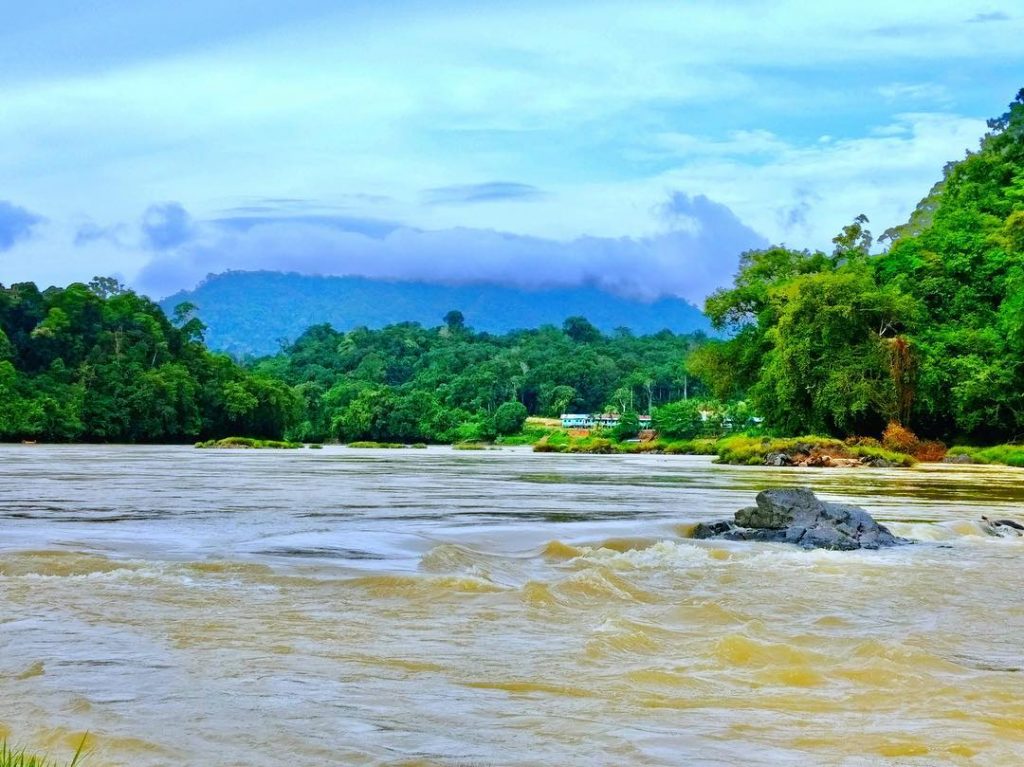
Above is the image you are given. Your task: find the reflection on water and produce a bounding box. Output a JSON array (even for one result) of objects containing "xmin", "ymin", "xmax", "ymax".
[{"xmin": 2, "ymin": 445, "xmax": 1024, "ymax": 766}]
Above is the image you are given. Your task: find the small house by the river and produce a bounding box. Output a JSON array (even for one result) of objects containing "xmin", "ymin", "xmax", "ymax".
[{"xmin": 560, "ymin": 413, "xmax": 653, "ymax": 430}]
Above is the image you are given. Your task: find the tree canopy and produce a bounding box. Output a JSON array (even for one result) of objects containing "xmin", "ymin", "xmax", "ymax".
[
  {"xmin": 0, "ymin": 281, "xmax": 299, "ymax": 442},
  {"xmin": 694, "ymin": 88, "xmax": 1024, "ymax": 442},
  {"xmin": 251, "ymin": 319, "xmax": 709, "ymax": 443}
]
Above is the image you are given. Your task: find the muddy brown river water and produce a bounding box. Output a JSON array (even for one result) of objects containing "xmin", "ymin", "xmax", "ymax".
[{"xmin": 1, "ymin": 444, "xmax": 1023, "ymax": 766}]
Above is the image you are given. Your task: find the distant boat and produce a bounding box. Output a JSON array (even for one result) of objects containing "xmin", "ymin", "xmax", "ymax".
[{"xmin": 21, "ymin": 440, "xmax": 37, "ymax": 445}]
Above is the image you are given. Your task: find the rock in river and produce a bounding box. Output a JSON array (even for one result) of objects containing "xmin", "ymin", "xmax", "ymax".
[{"xmin": 691, "ymin": 487, "xmax": 906, "ymax": 550}]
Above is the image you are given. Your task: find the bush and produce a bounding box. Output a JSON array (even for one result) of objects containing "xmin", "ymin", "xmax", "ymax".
[
  {"xmin": 663, "ymin": 440, "xmax": 695, "ymax": 454},
  {"xmin": 661, "ymin": 438, "xmax": 720, "ymax": 455},
  {"xmin": 568, "ymin": 437, "xmax": 613, "ymax": 454},
  {"xmin": 612, "ymin": 412, "xmax": 641, "ymax": 441},
  {"xmin": 497, "ymin": 423, "xmax": 556, "ymax": 446},
  {"xmin": 195, "ymin": 437, "xmax": 302, "ymax": 449},
  {"xmin": 913, "ymin": 440, "xmax": 948, "ymax": 462},
  {"xmin": 532, "ymin": 431, "xmax": 622, "ymax": 454},
  {"xmin": 532, "ymin": 441, "xmax": 566, "ymax": 453},
  {"xmin": 653, "ymin": 400, "xmax": 708, "ymax": 439},
  {"xmin": 347, "ymin": 441, "xmax": 405, "ymax": 449},
  {"xmin": 882, "ymin": 422, "xmax": 919, "ymax": 454},
  {"xmin": 848, "ymin": 445, "xmax": 917, "ymax": 467},
  {"xmin": 845, "ymin": 436, "xmax": 881, "ymax": 448},
  {"xmin": 452, "ymin": 418, "xmax": 497, "ymax": 444},
  {"xmin": 493, "ymin": 401, "xmax": 528, "ymax": 436}
]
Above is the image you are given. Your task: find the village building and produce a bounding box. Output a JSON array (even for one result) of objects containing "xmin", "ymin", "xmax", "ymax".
[
  {"xmin": 560, "ymin": 414, "xmax": 594, "ymax": 428},
  {"xmin": 560, "ymin": 413, "xmax": 652, "ymax": 429}
]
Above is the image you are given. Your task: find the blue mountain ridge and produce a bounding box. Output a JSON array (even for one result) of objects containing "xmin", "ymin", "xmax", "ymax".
[{"xmin": 160, "ymin": 271, "xmax": 712, "ymax": 357}]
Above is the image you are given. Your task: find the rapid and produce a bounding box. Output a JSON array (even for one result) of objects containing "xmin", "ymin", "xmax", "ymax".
[{"xmin": 1, "ymin": 445, "xmax": 1023, "ymax": 766}]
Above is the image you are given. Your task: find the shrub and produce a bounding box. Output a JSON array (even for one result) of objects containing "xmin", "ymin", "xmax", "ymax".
[
  {"xmin": 493, "ymin": 401, "xmax": 528, "ymax": 436},
  {"xmin": 663, "ymin": 440, "xmax": 695, "ymax": 454},
  {"xmin": 913, "ymin": 440, "xmax": 948, "ymax": 462},
  {"xmin": 496, "ymin": 424, "xmax": 556, "ymax": 445},
  {"xmin": 882, "ymin": 422, "xmax": 919, "ymax": 454},
  {"xmin": 653, "ymin": 400, "xmax": 708, "ymax": 439},
  {"xmin": 532, "ymin": 441, "xmax": 566, "ymax": 453},
  {"xmin": 847, "ymin": 445, "xmax": 917, "ymax": 467},
  {"xmin": 195, "ymin": 437, "xmax": 301, "ymax": 449},
  {"xmin": 659, "ymin": 438, "xmax": 718, "ymax": 455},
  {"xmin": 626, "ymin": 440, "xmax": 662, "ymax": 453},
  {"xmin": 715, "ymin": 435, "xmax": 860, "ymax": 465},
  {"xmin": 845, "ymin": 436, "xmax": 881, "ymax": 448},
  {"xmin": 612, "ymin": 412, "xmax": 641, "ymax": 441},
  {"xmin": 568, "ymin": 437, "xmax": 613, "ymax": 454}
]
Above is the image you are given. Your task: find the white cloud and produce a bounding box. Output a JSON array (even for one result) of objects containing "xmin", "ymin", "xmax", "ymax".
[
  {"xmin": 637, "ymin": 111, "xmax": 987, "ymax": 248},
  {"xmin": 133, "ymin": 193, "xmax": 767, "ymax": 302},
  {"xmin": 0, "ymin": 0, "xmax": 1018, "ymax": 294}
]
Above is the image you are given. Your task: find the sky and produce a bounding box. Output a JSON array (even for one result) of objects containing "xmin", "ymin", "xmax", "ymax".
[{"xmin": 0, "ymin": 1, "xmax": 1021, "ymax": 303}]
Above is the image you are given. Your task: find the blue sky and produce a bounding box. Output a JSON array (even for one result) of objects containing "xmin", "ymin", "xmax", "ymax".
[{"xmin": 0, "ymin": 1, "xmax": 1021, "ymax": 302}]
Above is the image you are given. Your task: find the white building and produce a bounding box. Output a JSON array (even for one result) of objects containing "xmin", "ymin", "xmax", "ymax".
[
  {"xmin": 560, "ymin": 414, "xmax": 595, "ymax": 428},
  {"xmin": 561, "ymin": 413, "xmax": 652, "ymax": 429}
]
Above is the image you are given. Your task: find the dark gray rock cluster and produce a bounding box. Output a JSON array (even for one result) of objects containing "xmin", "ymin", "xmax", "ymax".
[{"xmin": 691, "ymin": 487, "xmax": 906, "ymax": 550}]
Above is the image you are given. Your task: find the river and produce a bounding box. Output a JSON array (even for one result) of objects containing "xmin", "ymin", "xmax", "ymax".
[{"xmin": 1, "ymin": 445, "xmax": 1023, "ymax": 766}]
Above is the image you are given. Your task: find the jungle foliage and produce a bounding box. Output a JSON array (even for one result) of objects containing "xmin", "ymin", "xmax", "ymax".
[
  {"xmin": 693, "ymin": 89, "xmax": 1024, "ymax": 443},
  {"xmin": 0, "ymin": 279, "xmax": 300, "ymax": 442},
  {"xmin": 250, "ymin": 317, "xmax": 708, "ymax": 444}
]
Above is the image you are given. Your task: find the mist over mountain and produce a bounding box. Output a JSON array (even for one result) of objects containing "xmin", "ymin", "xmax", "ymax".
[{"xmin": 161, "ymin": 271, "xmax": 711, "ymax": 357}]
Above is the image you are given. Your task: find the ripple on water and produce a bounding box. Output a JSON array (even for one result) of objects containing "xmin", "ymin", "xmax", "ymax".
[{"xmin": 4, "ymin": 446, "xmax": 1024, "ymax": 766}]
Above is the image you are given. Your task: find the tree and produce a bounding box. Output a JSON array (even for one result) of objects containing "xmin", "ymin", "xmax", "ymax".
[
  {"xmin": 0, "ymin": 282, "xmax": 300, "ymax": 443},
  {"xmin": 831, "ymin": 214, "xmax": 872, "ymax": 262},
  {"xmin": 243, "ymin": 298, "xmax": 713, "ymax": 444},
  {"xmin": 562, "ymin": 316, "xmax": 601, "ymax": 344},
  {"xmin": 612, "ymin": 411, "xmax": 640, "ymax": 441},
  {"xmin": 443, "ymin": 310, "xmax": 466, "ymax": 333},
  {"xmin": 494, "ymin": 401, "xmax": 528, "ymax": 435},
  {"xmin": 88, "ymin": 276, "xmax": 127, "ymax": 299},
  {"xmin": 654, "ymin": 399, "xmax": 708, "ymax": 439},
  {"xmin": 172, "ymin": 301, "xmax": 207, "ymax": 344}
]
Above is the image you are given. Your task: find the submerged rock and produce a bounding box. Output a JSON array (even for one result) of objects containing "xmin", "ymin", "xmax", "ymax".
[
  {"xmin": 981, "ymin": 515, "xmax": 1024, "ymax": 537},
  {"xmin": 691, "ymin": 487, "xmax": 906, "ymax": 550}
]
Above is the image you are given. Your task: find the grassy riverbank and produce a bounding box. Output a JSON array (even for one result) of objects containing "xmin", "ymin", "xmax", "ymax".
[
  {"xmin": 532, "ymin": 431, "xmax": 917, "ymax": 466},
  {"xmin": 190, "ymin": 426, "xmax": 1022, "ymax": 470},
  {"xmin": 195, "ymin": 437, "xmax": 303, "ymax": 449},
  {"xmin": 946, "ymin": 445, "xmax": 1024, "ymax": 467}
]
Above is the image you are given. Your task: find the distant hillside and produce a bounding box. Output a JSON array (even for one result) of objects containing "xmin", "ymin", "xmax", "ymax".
[{"xmin": 161, "ymin": 271, "xmax": 711, "ymax": 356}]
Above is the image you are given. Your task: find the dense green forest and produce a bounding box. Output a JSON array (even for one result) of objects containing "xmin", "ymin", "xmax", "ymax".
[
  {"xmin": 0, "ymin": 279, "xmax": 298, "ymax": 442},
  {"xmin": 692, "ymin": 89, "xmax": 1024, "ymax": 444},
  {"xmin": 250, "ymin": 314, "xmax": 709, "ymax": 443}
]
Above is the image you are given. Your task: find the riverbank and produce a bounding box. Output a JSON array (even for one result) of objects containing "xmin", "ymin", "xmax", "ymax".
[{"xmin": 532, "ymin": 432, "xmax": 917, "ymax": 466}]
